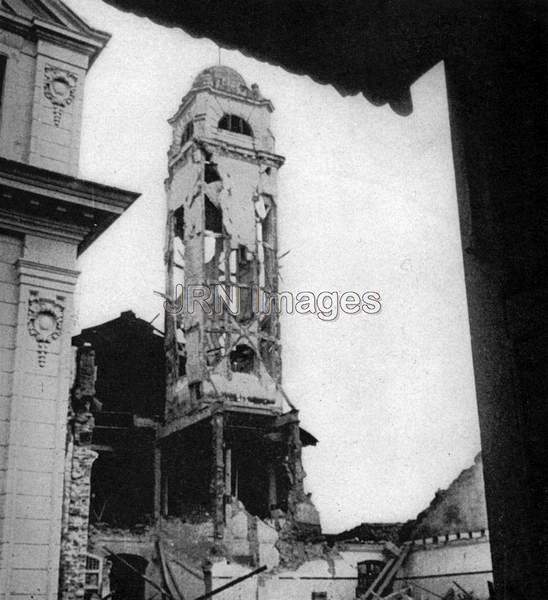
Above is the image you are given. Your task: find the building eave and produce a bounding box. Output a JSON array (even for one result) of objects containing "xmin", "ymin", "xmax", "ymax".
[
  {"xmin": 0, "ymin": 157, "xmax": 139, "ymax": 254},
  {"xmin": 0, "ymin": 9, "xmax": 110, "ymax": 64},
  {"xmin": 33, "ymin": 18, "xmax": 111, "ymax": 64}
]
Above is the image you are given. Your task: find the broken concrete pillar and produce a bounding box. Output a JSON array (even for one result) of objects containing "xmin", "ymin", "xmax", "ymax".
[
  {"xmin": 59, "ymin": 344, "xmax": 99, "ymax": 599},
  {"xmin": 59, "ymin": 446, "xmax": 98, "ymax": 600},
  {"xmin": 287, "ymin": 420, "xmax": 305, "ymax": 506},
  {"xmin": 211, "ymin": 411, "xmax": 225, "ymax": 540}
]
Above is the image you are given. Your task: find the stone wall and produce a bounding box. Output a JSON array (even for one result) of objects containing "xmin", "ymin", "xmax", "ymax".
[
  {"xmin": 0, "ymin": 233, "xmax": 79, "ymax": 600},
  {"xmin": 0, "ymin": 233, "xmax": 22, "ymax": 596},
  {"xmin": 0, "ymin": 29, "xmax": 90, "ymax": 175},
  {"xmin": 0, "ymin": 32, "xmax": 35, "ymax": 163},
  {"xmin": 27, "ymin": 41, "xmax": 88, "ymax": 176}
]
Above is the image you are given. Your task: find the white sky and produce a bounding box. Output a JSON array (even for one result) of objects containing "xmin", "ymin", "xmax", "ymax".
[{"xmin": 68, "ymin": 0, "xmax": 482, "ymax": 533}]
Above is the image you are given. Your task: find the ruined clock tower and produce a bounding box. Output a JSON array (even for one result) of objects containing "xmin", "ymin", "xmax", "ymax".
[{"xmin": 157, "ymin": 66, "xmax": 319, "ymax": 557}]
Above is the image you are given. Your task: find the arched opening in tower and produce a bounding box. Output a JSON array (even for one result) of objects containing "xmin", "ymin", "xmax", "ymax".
[{"xmin": 229, "ymin": 343, "xmax": 255, "ymax": 373}]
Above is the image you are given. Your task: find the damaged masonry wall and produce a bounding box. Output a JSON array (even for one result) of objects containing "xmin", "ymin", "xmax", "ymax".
[
  {"xmin": 165, "ymin": 142, "xmax": 283, "ymax": 412},
  {"xmin": 160, "ymin": 65, "xmax": 323, "ymax": 578},
  {"xmin": 164, "ymin": 66, "xmax": 283, "ymax": 412},
  {"xmin": 400, "ymin": 453, "xmax": 488, "ymax": 541},
  {"xmin": 59, "ymin": 345, "xmax": 99, "ymax": 600}
]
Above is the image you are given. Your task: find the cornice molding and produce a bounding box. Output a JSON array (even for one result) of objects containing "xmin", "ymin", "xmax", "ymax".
[
  {"xmin": 0, "ymin": 10, "xmax": 110, "ymax": 64},
  {"xmin": 0, "ymin": 157, "xmax": 139, "ymax": 253},
  {"xmin": 168, "ymin": 137, "xmax": 284, "ymax": 173},
  {"xmin": 17, "ymin": 259, "xmax": 79, "ymax": 294},
  {"xmin": 0, "ymin": 207, "xmax": 86, "ymax": 244},
  {"xmin": 169, "ymin": 86, "xmax": 274, "ymax": 125},
  {"xmin": 202, "ymin": 137, "xmax": 285, "ymax": 168},
  {"xmin": 0, "ymin": 157, "xmax": 138, "ymax": 208},
  {"xmin": 18, "ymin": 258, "xmax": 80, "ymax": 278}
]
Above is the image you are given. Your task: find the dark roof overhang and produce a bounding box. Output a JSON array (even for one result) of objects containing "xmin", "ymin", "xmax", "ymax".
[
  {"xmin": 100, "ymin": 0, "xmax": 463, "ymax": 115},
  {"xmin": 101, "ymin": 1, "xmax": 545, "ymax": 118}
]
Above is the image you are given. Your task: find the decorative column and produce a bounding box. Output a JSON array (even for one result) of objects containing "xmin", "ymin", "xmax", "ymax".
[
  {"xmin": 0, "ymin": 256, "xmax": 80, "ymax": 600},
  {"xmin": 59, "ymin": 345, "xmax": 99, "ymax": 600}
]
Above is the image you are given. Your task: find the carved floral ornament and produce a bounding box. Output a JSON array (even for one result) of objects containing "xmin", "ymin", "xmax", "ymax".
[
  {"xmin": 43, "ymin": 65, "xmax": 77, "ymax": 127},
  {"xmin": 27, "ymin": 291, "xmax": 65, "ymax": 367}
]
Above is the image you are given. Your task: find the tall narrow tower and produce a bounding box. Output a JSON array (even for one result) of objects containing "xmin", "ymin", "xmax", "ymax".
[{"xmin": 158, "ymin": 66, "xmax": 319, "ymax": 549}]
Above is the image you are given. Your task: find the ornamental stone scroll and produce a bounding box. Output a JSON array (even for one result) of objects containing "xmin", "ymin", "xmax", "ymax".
[
  {"xmin": 27, "ymin": 291, "xmax": 65, "ymax": 367},
  {"xmin": 43, "ymin": 65, "xmax": 78, "ymax": 127}
]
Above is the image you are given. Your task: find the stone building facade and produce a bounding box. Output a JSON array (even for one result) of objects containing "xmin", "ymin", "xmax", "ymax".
[{"xmin": 0, "ymin": 1, "xmax": 137, "ymax": 598}]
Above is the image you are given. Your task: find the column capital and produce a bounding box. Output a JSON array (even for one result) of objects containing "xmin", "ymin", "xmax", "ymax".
[{"xmin": 17, "ymin": 258, "xmax": 80, "ymax": 293}]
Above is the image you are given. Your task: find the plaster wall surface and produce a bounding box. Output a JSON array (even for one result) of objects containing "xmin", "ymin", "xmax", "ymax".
[
  {"xmin": 396, "ymin": 537, "xmax": 492, "ymax": 600},
  {"xmin": 211, "ymin": 555, "xmax": 361, "ymax": 600}
]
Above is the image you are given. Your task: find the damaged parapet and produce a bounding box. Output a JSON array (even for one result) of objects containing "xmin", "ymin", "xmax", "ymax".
[{"xmin": 159, "ymin": 65, "xmax": 320, "ymax": 567}]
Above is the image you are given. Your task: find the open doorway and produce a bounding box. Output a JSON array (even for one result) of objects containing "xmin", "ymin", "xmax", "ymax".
[{"xmin": 109, "ymin": 554, "xmax": 148, "ymax": 600}]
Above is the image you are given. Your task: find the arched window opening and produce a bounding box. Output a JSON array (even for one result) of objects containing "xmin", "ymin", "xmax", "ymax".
[
  {"xmin": 181, "ymin": 120, "xmax": 194, "ymax": 147},
  {"xmin": 218, "ymin": 113, "xmax": 253, "ymax": 136},
  {"xmin": 230, "ymin": 344, "xmax": 255, "ymax": 373}
]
